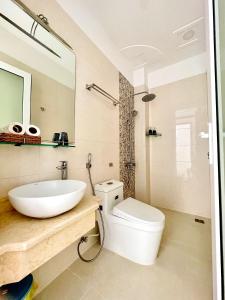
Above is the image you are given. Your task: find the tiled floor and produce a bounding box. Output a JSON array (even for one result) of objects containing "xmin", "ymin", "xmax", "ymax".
[{"xmin": 34, "ymin": 209, "xmax": 212, "ymax": 300}]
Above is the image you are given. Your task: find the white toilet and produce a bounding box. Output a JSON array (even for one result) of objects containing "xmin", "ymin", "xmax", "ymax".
[{"xmin": 95, "ymin": 180, "xmax": 165, "ymax": 265}]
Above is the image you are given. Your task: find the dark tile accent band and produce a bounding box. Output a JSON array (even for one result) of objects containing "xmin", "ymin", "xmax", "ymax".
[{"xmin": 119, "ymin": 73, "xmax": 135, "ymax": 199}]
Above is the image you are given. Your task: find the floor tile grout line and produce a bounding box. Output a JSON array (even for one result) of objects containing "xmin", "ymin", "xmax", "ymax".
[
  {"xmin": 68, "ymin": 268, "xmax": 82, "ymax": 280},
  {"xmin": 78, "ymin": 284, "xmax": 95, "ymax": 300},
  {"xmin": 67, "ymin": 266, "xmax": 97, "ymax": 299},
  {"xmin": 66, "ymin": 268, "xmax": 81, "ymax": 280}
]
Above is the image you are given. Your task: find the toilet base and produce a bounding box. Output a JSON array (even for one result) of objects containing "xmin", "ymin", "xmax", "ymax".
[{"xmin": 99, "ymin": 215, "xmax": 164, "ymax": 266}]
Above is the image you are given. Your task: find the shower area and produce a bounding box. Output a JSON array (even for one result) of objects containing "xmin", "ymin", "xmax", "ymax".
[
  {"xmin": 120, "ymin": 67, "xmax": 211, "ymax": 219},
  {"xmin": 119, "ymin": 72, "xmax": 156, "ymax": 200}
]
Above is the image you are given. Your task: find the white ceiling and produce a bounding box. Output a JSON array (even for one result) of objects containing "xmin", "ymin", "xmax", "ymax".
[{"xmin": 57, "ymin": 0, "xmax": 206, "ymax": 80}]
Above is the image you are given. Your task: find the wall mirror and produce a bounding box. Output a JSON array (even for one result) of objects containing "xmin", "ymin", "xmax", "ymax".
[{"xmin": 0, "ymin": 0, "xmax": 76, "ymax": 145}]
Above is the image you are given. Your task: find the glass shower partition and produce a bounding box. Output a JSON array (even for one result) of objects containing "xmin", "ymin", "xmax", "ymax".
[{"xmin": 213, "ymin": 0, "xmax": 225, "ymax": 296}]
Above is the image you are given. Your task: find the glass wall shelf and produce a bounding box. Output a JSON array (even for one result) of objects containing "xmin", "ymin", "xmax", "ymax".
[
  {"xmin": 146, "ymin": 133, "xmax": 162, "ymax": 137},
  {"xmin": 0, "ymin": 141, "xmax": 75, "ymax": 148}
]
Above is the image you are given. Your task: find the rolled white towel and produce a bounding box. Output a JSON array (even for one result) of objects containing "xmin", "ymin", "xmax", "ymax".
[
  {"xmin": 0, "ymin": 122, "xmax": 25, "ymax": 135},
  {"xmin": 25, "ymin": 124, "xmax": 41, "ymax": 136}
]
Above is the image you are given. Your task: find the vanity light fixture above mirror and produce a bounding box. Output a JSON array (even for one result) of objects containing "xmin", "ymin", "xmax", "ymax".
[{"xmin": 0, "ymin": 0, "xmax": 76, "ymax": 147}]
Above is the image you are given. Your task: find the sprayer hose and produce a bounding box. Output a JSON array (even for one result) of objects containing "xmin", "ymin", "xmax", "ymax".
[
  {"xmin": 77, "ymin": 207, "xmax": 105, "ymax": 262},
  {"xmin": 76, "ymin": 160, "xmax": 105, "ymax": 263}
]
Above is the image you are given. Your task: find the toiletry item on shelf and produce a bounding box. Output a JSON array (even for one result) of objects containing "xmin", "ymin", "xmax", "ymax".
[
  {"xmin": 53, "ymin": 132, "xmax": 60, "ymax": 143},
  {"xmin": 146, "ymin": 127, "xmax": 162, "ymax": 137},
  {"xmin": 59, "ymin": 132, "xmax": 69, "ymax": 146},
  {"xmin": 152, "ymin": 128, "xmax": 157, "ymax": 135},
  {"xmin": 147, "ymin": 127, "xmax": 155, "ymax": 136},
  {"xmin": 0, "ymin": 122, "xmax": 25, "ymax": 135},
  {"xmin": 52, "ymin": 132, "xmax": 69, "ymax": 145},
  {"xmin": 25, "ymin": 124, "xmax": 40, "ymax": 136}
]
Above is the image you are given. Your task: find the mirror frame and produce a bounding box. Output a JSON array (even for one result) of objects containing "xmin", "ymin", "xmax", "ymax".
[{"xmin": 0, "ymin": 60, "xmax": 31, "ymax": 127}]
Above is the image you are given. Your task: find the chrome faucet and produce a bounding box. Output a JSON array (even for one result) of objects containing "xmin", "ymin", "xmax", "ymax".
[{"xmin": 56, "ymin": 161, "xmax": 68, "ymax": 180}]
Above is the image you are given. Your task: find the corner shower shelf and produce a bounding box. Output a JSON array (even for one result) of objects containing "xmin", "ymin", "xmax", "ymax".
[
  {"xmin": 146, "ymin": 133, "xmax": 162, "ymax": 137},
  {"xmin": 0, "ymin": 141, "xmax": 75, "ymax": 148}
]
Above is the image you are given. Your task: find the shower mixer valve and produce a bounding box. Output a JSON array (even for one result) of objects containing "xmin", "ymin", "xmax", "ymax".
[{"xmin": 125, "ymin": 162, "xmax": 136, "ymax": 168}]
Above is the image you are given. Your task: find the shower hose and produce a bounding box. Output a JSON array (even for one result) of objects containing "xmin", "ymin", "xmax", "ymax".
[{"xmin": 77, "ymin": 153, "xmax": 105, "ymax": 262}]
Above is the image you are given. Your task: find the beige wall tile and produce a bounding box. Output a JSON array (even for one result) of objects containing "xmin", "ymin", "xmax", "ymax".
[
  {"xmin": 0, "ymin": 0, "xmax": 120, "ymax": 292},
  {"xmin": 149, "ymin": 74, "xmax": 211, "ymax": 218},
  {"xmin": 134, "ymin": 89, "xmax": 150, "ymax": 204},
  {"xmin": 0, "ymin": 1, "xmax": 120, "ymax": 199}
]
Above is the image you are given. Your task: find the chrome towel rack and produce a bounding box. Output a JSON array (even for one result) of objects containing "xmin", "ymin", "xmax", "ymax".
[{"xmin": 86, "ymin": 83, "xmax": 120, "ymax": 106}]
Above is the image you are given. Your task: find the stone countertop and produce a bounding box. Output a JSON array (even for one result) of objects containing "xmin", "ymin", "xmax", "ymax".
[{"xmin": 0, "ymin": 196, "xmax": 99, "ymax": 256}]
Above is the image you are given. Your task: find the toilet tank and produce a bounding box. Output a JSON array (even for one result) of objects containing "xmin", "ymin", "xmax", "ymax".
[{"xmin": 95, "ymin": 180, "xmax": 124, "ymax": 214}]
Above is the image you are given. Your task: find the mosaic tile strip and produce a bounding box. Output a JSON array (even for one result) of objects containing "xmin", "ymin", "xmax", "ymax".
[{"xmin": 119, "ymin": 73, "xmax": 135, "ymax": 198}]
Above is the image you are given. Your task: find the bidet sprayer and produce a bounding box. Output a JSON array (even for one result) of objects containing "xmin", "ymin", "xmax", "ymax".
[{"xmin": 86, "ymin": 153, "xmax": 92, "ymax": 169}]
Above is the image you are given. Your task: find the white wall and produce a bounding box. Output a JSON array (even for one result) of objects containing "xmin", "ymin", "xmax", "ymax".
[{"xmin": 133, "ymin": 68, "xmax": 146, "ymax": 88}]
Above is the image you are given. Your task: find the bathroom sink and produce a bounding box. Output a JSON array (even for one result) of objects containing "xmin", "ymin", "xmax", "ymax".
[{"xmin": 8, "ymin": 180, "xmax": 87, "ymax": 218}]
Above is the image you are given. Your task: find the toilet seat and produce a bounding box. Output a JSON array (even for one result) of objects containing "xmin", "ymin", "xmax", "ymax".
[{"xmin": 113, "ymin": 197, "xmax": 165, "ymax": 229}]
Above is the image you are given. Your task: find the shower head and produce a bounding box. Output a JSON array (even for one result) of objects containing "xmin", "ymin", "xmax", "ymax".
[
  {"xmin": 142, "ymin": 93, "xmax": 156, "ymax": 102},
  {"xmin": 133, "ymin": 91, "xmax": 156, "ymax": 102}
]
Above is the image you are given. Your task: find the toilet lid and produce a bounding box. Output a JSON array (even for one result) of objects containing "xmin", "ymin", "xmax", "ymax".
[{"xmin": 113, "ymin": 197, "xmax": 165, "ymax": 225}]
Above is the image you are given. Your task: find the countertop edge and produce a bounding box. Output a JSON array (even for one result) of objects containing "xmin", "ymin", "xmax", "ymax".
[{"xmin": 0, "ymin": 196, "xmax": 99, "ymax": 256}]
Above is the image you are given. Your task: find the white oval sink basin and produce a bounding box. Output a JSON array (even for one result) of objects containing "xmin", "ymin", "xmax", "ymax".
[{"xmin": 8, "ymin": 180, "xmax": 87, "ymax": 218}]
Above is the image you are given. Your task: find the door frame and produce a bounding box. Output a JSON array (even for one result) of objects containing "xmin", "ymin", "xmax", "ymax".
[{"xmin": 206, "ymin": 0, "xmax": 224, "ymax": 299}]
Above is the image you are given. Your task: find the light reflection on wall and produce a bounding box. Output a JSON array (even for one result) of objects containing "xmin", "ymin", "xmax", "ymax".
[{"xmin": 176, "ymin": 109, "xmax": 196, "ymax": 179}]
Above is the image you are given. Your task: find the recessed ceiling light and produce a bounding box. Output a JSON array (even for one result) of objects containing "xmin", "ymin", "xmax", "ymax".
[{"xmin": 183, "ymin": 30, "xmax": 195, "ymax": 41}]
